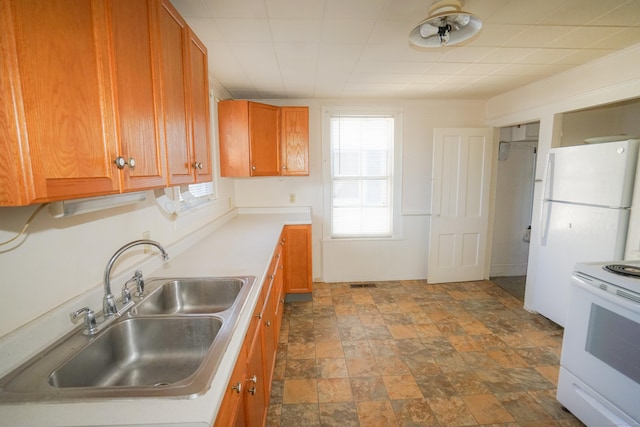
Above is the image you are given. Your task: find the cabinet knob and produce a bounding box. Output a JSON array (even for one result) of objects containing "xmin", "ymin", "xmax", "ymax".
[
  {"xmin": 114, "ymin": 156, "xmax": 126, "ymax": 169},
  {"xmin": 256, "ymin": 312, "xmax": 262, "ymax": 319},
  {"xmin": 192, "ymin": 161, "xmax": 203, "ymax": 170},
  {"xmin": 249, "ymin": 375, "xmax": 257, "ymax": 384},
  {"xmin": 251, "ymin": 165, "xmax": 256, "ymax": 170},
  {"xmin": 266, "ymin": 320, "xmax": 271, "ymax": 327},
  {"xmin": 114, "ymin": 156, "xmax": 136, "ymax": 169},
  {"xmin": 231, "ymin": 382, "xmax": 242, "ymax": 394},
  {"xmin": 248, "ymin": 386, "xmax": 257, "ymax": 396}
]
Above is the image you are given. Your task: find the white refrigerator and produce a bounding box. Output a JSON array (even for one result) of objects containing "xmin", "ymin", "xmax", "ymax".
[{"xmin": 531, "ymin": 139, "xmax": 639, "ymax": 326}]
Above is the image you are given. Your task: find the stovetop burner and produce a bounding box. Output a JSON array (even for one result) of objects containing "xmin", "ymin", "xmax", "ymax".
[{"xmin": 604, "ymin": 264, "xmax": 640, "ymax": 278}]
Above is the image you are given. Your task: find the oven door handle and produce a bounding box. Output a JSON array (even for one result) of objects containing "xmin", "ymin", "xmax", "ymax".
[{"xmin": 573, "ymin": 275, "xmax": 640, "ymax": 312}]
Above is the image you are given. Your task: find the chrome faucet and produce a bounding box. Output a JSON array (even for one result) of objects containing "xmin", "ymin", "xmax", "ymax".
[{"xmin": 103, "ymin": 239, "xmax": 169, "ymax": 317}]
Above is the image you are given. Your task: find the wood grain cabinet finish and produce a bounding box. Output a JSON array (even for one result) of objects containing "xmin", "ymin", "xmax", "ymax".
[
  {"xmin": 280, "ymin": 107, "xmax": 309, "ymax": 176},
  {"xmin": 109, "ymin": 0, "xmax": 166, "ymax": 191},
  {"xmin": 283, "ymin": 224, "xmax": 313, "ymax": 294},
  {"xmin": 159, "ymin": 0, "xmax": 211, "ymax": 186},
  {"xmin": 218, "ymin": 100, "xmax": 279, "ymax": 177},
  {"xmin": 218, "ymin": 101, "xmax": 309, "ymax": 177},
  {"xmin": 0, "ymin": 0, "xmax": 121, "ymax": 205},
  {"xmin": 215, "ymin": 235, "xmax": 287, "ymax": 427},
  {"xmin": 0, "ymin": 0, "xmax": 210, "ymax": 206}
]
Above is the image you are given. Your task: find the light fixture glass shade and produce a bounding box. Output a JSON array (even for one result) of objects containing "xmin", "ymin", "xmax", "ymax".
[{"xmin": 409, "ymin": 0, "xmax": 482, "ymax": 47}]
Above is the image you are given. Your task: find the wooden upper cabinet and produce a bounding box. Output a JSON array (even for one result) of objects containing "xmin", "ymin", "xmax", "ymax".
[
  {"xmin": 0, "ymin": 0, "xmax": 206, "ymax": 206},
  {"xmin": 159, "ymin": 0, "xmax": 211, "ymax": 186},
  {"xmin": 218, "ymin": 100, "xmax": 279, "ymax": 177},
  {"xmin": 189, "ymin": 32, "xmax": 212, "ymax": 183},
  {"xmin": 109, "ymin": 0, "xmax": 166, "ymax": 191},
  {"xmin": 249, "ymin": 102, "xmax": 280, "ymax": 176},
  {"xmin": 0, "ymin": 0, "xmax": 120, "ymax": 205},
  {"xmin": 218, "ymin": 101, "xmax": 308, "ymax": 177},
  {"xmin": 280, "ymin": 107, "xmax": 309, "ymax": 176}
]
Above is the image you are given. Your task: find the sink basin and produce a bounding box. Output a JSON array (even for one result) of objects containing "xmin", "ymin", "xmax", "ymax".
[
  {"xmin": 134, "ymin": 277, "xmax": 247, "ymax": 315},
  {"xmin": 48, "ymin": 317, "xmax": 221, "ymax": 388},
  {"xmin": 0, "ymin": 275, "xmax": 256, "ymax": 402}
]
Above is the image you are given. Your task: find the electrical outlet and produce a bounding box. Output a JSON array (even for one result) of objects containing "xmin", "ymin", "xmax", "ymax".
[
  {"xmin": 289, "ymin": 193, "xmax": 296, "ymax": 203},
  {"xmin": 142, "ymin": 231, "xmax": 151, "ymax": 253}
]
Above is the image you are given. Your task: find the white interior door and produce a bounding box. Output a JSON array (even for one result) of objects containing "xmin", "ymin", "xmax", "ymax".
[{"xmin": 428, "ymin": 128, "xmax": 494, "ymax": 283}]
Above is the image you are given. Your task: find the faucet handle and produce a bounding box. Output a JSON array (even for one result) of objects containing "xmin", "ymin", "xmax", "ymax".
[
  {"xmin": 122, "ymin": 270, "xmax": 145, "ymax": 304},
  {"xmin": 71, "ymin": 307, "xmax": 98, "ymax": 336}
]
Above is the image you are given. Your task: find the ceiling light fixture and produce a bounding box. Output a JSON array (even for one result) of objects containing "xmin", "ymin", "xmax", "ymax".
[{"xmin": 409, "ymin": 0, "xmax": 482, "ymax": 48}]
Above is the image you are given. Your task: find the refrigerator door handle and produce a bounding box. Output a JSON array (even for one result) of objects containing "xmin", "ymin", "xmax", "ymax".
[
  {"xmin": 540, "ymin": 153, "xmax": 555, "ymax": 246},
  {"xmin": 543, "ymin": 152, "xmax": 555, "ymax": 201}
]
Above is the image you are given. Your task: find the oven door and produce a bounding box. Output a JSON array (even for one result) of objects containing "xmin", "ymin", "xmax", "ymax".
[{"xmin": 560, "ymin": 273, "xmax": 640, "ymax": 423}]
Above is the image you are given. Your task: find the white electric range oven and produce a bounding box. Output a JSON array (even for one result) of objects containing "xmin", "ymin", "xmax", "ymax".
[{"xmin": 558, "ymin": 261, "xmax": 640, "ymax": 426}]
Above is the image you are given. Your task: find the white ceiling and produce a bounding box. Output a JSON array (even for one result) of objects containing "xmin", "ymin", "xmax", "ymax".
[{"xmin": 170, "ymin": 0, "xmax": 640, "ymax": 100}]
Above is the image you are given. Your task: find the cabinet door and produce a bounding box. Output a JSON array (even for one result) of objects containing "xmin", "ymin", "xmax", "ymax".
[
  {"xmin": 109, "ymin": 0, "xmax": 165, "ymax": 190},
  {"xmin": 261, "ymin": 279, "xmax": 277, "ymax": 399},
  {"xmin": 188, "ymin": 31, "xmax": 212, "ymax": 183},
  {"xmin": 159, "ymin": 0, "xmax": 193, "ymax": 186},
  {"xmin": 280, "ymin": 107, "xmax": 309, "ymax": 176},
  {"xmin": 218, "ymin": 100, "xmax": 250, "ymax": 177},
  {"xmin": 244, "ymin": 326, "xmax": 267, "ymax": 427},
  {"xmin": 1, "ymin": 0, "xmax": 120, "ymax": 204},
  {"xmin": 213, "ymin": 346, "xmax": 247, "ymax": 427},
  {"xmin": 249, "ymin": 102, "xmax": 279, "ymax": 176},
  {"xmin": 284, "ymin": 225, "xmax": 313, "ymax": 293}
]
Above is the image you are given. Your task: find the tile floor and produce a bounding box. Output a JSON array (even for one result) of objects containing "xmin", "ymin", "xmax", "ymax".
[{"xmin": 266, "ymin": 280, "xmax": 584, "ymax": 426}]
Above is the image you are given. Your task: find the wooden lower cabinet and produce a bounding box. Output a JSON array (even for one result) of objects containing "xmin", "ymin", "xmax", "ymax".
[
  {"xmin": 283, "ymin": 224, "xmax": 313, "ymax": 294},
  {"xmin": 215, "ymin": 225, "xmax": 312, "ymax": 426}
]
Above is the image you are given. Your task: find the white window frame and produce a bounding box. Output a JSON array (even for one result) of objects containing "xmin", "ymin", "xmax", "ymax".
[{"xmin": 322, "ymin": 107, "xmax": 403, "ymax": 240}]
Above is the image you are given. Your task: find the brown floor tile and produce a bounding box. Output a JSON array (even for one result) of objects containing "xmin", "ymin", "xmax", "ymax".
[
  {"xmin": 282, "ymin": 379, "xmax": 318, "ymax": 404},
  {"xmin": 387, "ymin": 324, "xmax": 418, "ymax": 339},
  {"xmin": 356, "ymin": 401, "xmax": 398, "ymax": 426},
  {"xmin": 427, "ymin": 396, "xmax": 478, "ymax": 427},
  {"xmin": 351, "ymin": 376, "xmax": 389, "ymax": 401},
  {"xmin": 319, "ymin": 402, "xmax": 360, "ymax": 426},
  {"xmin": 382, "ymin": 375, "xmax": 423, "ymax": 400},
  {"xmin": 391, "ymin": 399, "xmax": 439, "ymax": 426},
  {"xmin": 462, "ymin": 394, "xmax": 515, "ymax": 424},
  {"xmin": 375, "ymin": 357, "xmax": 412, "ymax": 376},
  {"xmin": 346, "ymin": 357, "xmax": 380, "ymax": 377},
  {"xmin": 317, "ymin": 357, "xmax": 349, "ymax": 378},
  {"xmin": 315, "ymin": 340, "xmax": 344, "ymax": 358},
  {"xmin": 318, "ymin": 377, "xmax": 353, "ymax": 403},
  {"xmin": 267, "ymin": 279, "xmax": 581, "ymax": 427}
]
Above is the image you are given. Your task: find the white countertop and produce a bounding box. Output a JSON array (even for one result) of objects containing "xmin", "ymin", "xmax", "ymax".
[{"xmin": 0, "ymin": 208, "xmax": 311, "ymax": 426}]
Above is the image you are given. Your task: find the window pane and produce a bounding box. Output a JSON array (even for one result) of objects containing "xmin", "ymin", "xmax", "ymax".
[{"xmin": 330, "ymin": 115, "xmax": 394, "ymax": 237}]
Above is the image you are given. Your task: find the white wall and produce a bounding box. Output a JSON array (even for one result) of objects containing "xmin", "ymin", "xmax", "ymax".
[
  {"xmin": 233, "ymin": 99, "xmax": 487, "ymax": 282},
  {"xmin": 490, "ymin": 139, "xmax": 537, "ymax": 277},
  {"xmin": 485, "ymin": 43, "xmax": 640, "ymax": 311}
]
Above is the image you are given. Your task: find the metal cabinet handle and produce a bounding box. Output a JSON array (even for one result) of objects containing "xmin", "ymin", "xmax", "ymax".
[
  {"xmin": 266, "ymin": 320, "xmax": 271, "ymax": 327},
  {"xmin": 256, "ymin": 312, "xmax": 262, "ymax": 319},
  {"xmin": 251, "ymin": 165, "xmax": 256, "ymax": 170},
  {"xmin": 231, "ymin": 382, "xmax": 242, "ymax": 394},
  {"xmin": 248, "ymin": 386, "xmax": 257, "ymax": 395},
  {"xmin": 192, "ymin": 162, "xmax": 203, "ymax": 170},
  {"xmin": 249, "ymin": 375, "xmax": 257, "ymax": 383},
  {"xmin": 114, "ymin": 156, "xmax": 136, "ymax": 169}
]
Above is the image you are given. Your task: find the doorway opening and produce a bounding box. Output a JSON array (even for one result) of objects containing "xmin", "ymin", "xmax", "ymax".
[{"xmin": 490, "ymin": 122, "xmax": 539, "ymax": 301}]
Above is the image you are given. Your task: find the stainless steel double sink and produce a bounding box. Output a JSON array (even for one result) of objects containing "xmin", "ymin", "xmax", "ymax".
[{"xmin": 0, "ymin": 276, "xmax": 256, "ymax": 402}]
